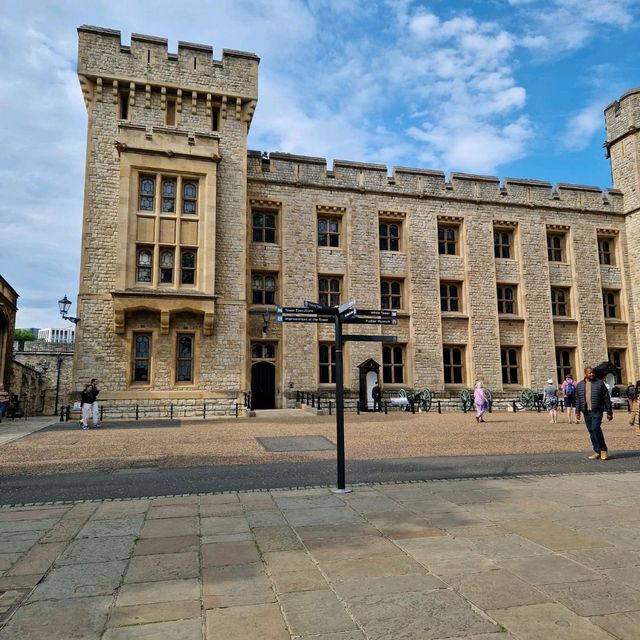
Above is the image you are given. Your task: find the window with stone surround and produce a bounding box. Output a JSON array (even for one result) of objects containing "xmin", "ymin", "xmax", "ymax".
[
  {"xmin": 176, "ymin": 334, "xmax": 194, "ymax": 383},
  {"xmin": 379, "ymin": 221, "xmax": 401, "ymax": 252},
  {"xmin": 139, "ymin": 174, "xmax": 198, "ymax": 216},
  {"xmin": 443, "ymin": 346, "xmax": 465, "ymax": 384},
  {"xmin": 319, "ymin": 343, "xmax": 336, "ymax": 384},
  {"xmin": 252, "ymin": 273, "xmax": 277, "ymax": 305},
  {"xmin": 380, "ymin": 279, "xmax": 403, "ymax": 310},
  {"xmin": 319, "ymin": 276, "xmax": 342, "ymax": 307},
  {"xmin": 136, "ymin": 248, "xmax": 153, "ymax": 282},
  {"xmin": 165, "ymin": 96, "xmax": 176, "ymax": 126},
  {"xmin": 438, "ymin": 225, "xmax": 458, "ymax": 255},
  {"xmin": 598, "ymin": 235, "xmax": 616, "ymax": 266},
  {"xmin": 251, "ymin": 342, "xmax": 276, "ymax": 360},
  {"xmin": 180, "ymin": 250, "xmax": 196, "ymax": 285},
  {"xmin": 555, "ymin": 348, "xmax": 574, "ymax": 383},
  {"xmin": 547, "ymin": 232, "xmax": 566, "ymax": 262},
  {"xmin": 252, "ymin": 210, "xmax": 277, "ymax": 243},
  {"xmin": 383, "ymin": 345, "xmax": 405, "ymax": 384},
  {"xmin": 602, "ymin": 289, "xmax": 620, "ymax": 319},
  {"xmin": 496, "ymin": 285, "xmax": 517, "ymax": 315},
  {"xmin": 501, "ymin": 347, "xmax": 521, "ymax": 385},
  {"xmin": 551, "ymin": 288, "xmax": 570, "ymax": 317},
  {"xmin": 133, "ymin": 333, "xmax": 151, "ymax": 383},
  {"xmin": 118, "ymin": 89, "xmax": 129, "ymax": 120},
  {"xmin": 494, "ymin": 229, "xmax": 513, "ymax": 259},
  {"xmin": 440, "ymin": 282, "xmax": 461, "ymax": 312},
  {"xmin": 317, "ymin": 213, "xmax": 342, "ymax": 248},
  {"xmin": 608, "ymin": 349, "xmax": 626, "ymax": 385}
]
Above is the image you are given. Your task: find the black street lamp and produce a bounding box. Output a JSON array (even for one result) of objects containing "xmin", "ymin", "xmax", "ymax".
[{"xmin": 58, "ymin": 295, "xmax": 80, "ymax": 324}]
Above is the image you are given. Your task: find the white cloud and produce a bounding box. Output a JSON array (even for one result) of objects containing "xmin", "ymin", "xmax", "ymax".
[{"xmin": 562, "ymin": 101, "xmax": 606, "ymax": 150}]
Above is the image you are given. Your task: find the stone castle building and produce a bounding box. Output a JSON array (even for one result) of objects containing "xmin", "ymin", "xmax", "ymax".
[{"xmin": 73, "ymin": 25, "xmax": 639, "ymax": 412}]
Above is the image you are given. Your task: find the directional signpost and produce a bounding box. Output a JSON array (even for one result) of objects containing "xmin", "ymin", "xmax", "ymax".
[{"xmin": 276, "ymin": 299, "xmax": 397, "ymax": 493}]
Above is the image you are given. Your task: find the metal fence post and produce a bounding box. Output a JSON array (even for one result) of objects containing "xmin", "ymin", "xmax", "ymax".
[
  {"xmin": 384, "ymin": 400, "xmax": 387, "ymax": 415},
  {"xmin": 512, "ymin": 400, "xmax": 517, "ymax": 412},
  {"xmin": 438, "ymin": 400, "xmax": 441, "ymax": 414},
  {"xmin": 356, "ymin": 400, "xmax": 360, "ymax": 415},
  {"xmin": 135, "ymin": 405, "xmax": 139, "ymax": 420}
]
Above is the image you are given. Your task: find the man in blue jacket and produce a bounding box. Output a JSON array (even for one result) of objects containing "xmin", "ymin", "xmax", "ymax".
[{"xmin": 575, "ymin": 367, "xmax": 613, "ymax": 460}]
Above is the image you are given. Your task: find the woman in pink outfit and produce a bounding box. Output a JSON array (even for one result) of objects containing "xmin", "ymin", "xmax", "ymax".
[{"xmin": 474, "ymin": 381, "xmax": 488, "ymax": 423}]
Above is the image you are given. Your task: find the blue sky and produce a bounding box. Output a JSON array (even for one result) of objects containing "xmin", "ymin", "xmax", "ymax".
[{"xmin": 1, "ymin": 0, "xmax": 638, "ymax": 328}]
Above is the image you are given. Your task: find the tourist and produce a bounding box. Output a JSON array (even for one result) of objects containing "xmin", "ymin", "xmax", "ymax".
[
  {"xmin": 0, "ymin": 383, "xmax": 9, "ymax": 423},
  {"xmin": 628, "ymin": 380, "xmax": 640, "ymax": 435},
  {"xmin": 575, "ymin": 367, "xmax": 613, "ymax": 460},
  {"xmin": 474, "ymin": 381, "xmax": 488, "ymax": 423},
  {"xmin": 561, "ymin": 374, "xmax": 578, "ymax": 424},
  {"xmin": 79, "ymin": 382, "xmax": 95, "ymax": 430},
  {"xmin": 90, "ymin": 378, "xmax": 101, "ymax": 427},
  {"xmin": 543, "ymin": 378, "xmax": 558, "ymax": 424}
]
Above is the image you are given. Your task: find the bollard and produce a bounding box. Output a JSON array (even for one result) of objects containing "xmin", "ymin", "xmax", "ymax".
[
  {"xmin": 438, "ymin": 400, "xmax": 441, "ymax": 414},
  {"xmin": 317, "ymin": 397, "xmax": 322, "ymax": 411},
  {"xmin": 328, "ymin": 401, "xmax": 332, "ymax": 415},
  {"xmin": 512, "ymin": 400, "xmax": 517, "ymax": 412},
  {"xmin": 356, "ymin": 400, "xmax": 360, "ymax": 415},
  {"xmin": 296, "ymin": 390, "xmax": 300, "ymax": 403},
  {"xmin": 60, "ymin": 405, "xmax": 65, "ymax": 422},
  {"xmin": 311, "ymin": 394, "xmax": 315, "ymax": 408},
  {"xmin": 203, "ymin": 403, "xmax": 206, "ymax": 419},
  {"xmin": 100, "ymin": 405, "xmax": 104, "ymax": 421},
  {"xmin": 170, "ymin": 404, "xmax": 174, "ymax": 420},
  {"xmin": 135, "ymin": 405, "xmax": 139, "ymax": 420},
  {"xmin": 384, "ymin": 400, "xmax": 388, "ymax": 415}
]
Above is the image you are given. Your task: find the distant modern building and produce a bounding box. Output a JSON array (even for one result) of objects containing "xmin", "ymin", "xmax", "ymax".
[
  {"xmin": 72, "ymin": 25, "xmax": 640, "ymax": 414},
  {"xmin": 37, "ymin": 328, "xmax": 76, "ymax": 343}
]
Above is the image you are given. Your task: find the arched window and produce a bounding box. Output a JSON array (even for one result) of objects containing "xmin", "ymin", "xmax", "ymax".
[
  {"xmin": 137, "ymin": 248, "xmax": 153, "ymax": 282},
  {"xmin": 160, "ymin": 250, "xmax": 174, "ymax": 283},
  {"xmin": 182, "ymin": 181, "xmax": 197, "ymax": 214},
  {"xmin": 177, "ymin": 335, "xmax": 193, "ymax": 382},
  {"xmin": 133, "ymin": 334, "xmax": 151, "ymax": 382},
  {"xmin": 181, "ymin": 251, "xmax": 196, "ymax": 285}
]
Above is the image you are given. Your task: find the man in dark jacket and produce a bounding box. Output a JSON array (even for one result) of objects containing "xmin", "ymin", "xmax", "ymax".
[{"xmin": 575, "ymin": 367, "xmax": 613, "ymax": 460}]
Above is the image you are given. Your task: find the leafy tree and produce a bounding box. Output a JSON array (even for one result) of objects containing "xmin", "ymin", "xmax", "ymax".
[{"xmin": 14, "ymin": 329, "xmax": 36, "ymax": 350}]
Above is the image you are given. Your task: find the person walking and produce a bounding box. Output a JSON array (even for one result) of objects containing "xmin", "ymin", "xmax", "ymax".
[
  {"xmin": 474, "ymin": 381, "xmax": 488, "ymax": 423},
  {"xmin": 0, "ymin": 383, "xmax": 9, "ymax": 423},
  {"xmin": 575, "ymin": 367, "xmax": 613, "ymax": 460},
  {"xmin": 627, "ymin": 380, "xmax": 640, "ymax": 435},
  {"xmin": 561, "ymin": 374, "xmax": 578, "ymax": 423},
  {"xmin": 371, "ymin": 381, "xmax": 382, "ymax": 412},
  {"xmin": 79, "ymin": 382, "xmax": 95, "ymax": 430},
  {"xmin": 89, "ymin": 378, "xmax": 101, "ymax": 427},
  {"xmin": 543, "ymin": 378, "xmax": 558, "ymax": 423}
]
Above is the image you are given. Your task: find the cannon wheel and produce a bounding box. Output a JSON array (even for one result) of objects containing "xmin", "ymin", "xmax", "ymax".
[
  {"xmin": 420, "ymin": 388, "xmax": 432, "ymax": 412},
  {"xmin": 399, "ymin": 388, "xmax": 407, "ymax": 398},
  {"xmin": 484, "ymin": 388, "xmax": 493, "ymax": 410},
  {"xmin": 520, "ymin": 388, "xmax": 535, "ymax": 410},
  {"xmin": 458, "ymin": 388, "xmax": 473, "ymax": 412}
]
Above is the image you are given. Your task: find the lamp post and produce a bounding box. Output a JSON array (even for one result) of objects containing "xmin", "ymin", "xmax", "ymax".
[
  {"xmin": 58, "ymin": 295, "xmax": 81, "ymax": 325},
  {"xmin": 54, "ymin": 354, "xmax": 63, "ymax": 416}
]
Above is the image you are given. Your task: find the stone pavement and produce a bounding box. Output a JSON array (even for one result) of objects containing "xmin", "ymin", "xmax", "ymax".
[
  {"xmin": 1, "ymin": 472, "xmax": 640, "ymax": 638},
  {"xmin": 0, "ymin": 417, "xmax": 56, "ymax": 447}
]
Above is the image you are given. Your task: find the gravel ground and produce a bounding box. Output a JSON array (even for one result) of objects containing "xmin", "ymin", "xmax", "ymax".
[{"xmin": 0, "ymin": 408, "xmax": 638, "ymax": 476}]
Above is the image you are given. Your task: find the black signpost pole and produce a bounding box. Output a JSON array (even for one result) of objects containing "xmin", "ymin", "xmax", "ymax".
[{"xmin": 333, "ymin": 313, "xmax": 347, "ymax": 492}]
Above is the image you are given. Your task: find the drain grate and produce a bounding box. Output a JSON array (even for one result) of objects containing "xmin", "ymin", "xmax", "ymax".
[{"xmin": 257, "ymin": 435, "xmax": 336, "ymax": 452}]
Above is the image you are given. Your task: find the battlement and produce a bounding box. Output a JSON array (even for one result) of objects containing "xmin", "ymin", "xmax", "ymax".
[
  {"xmin": 605, "ymin": 87, "xmax": 640, "ymax": 149},
  {"xmin": 77, "ymin": 25, "xmax": 258, "ymax": 99},
  {"xmin": 248, "ymin": 151, "xmax": 623, "ymax": 213}
]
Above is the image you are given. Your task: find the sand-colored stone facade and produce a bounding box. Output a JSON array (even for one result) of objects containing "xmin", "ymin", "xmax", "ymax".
[{"xmin": 74, "ymin": 26, "xmax": 640, "ymax": 412}]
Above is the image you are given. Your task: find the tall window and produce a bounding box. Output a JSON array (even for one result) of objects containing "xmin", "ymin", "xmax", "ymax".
[
  {"xmin": 440, "ymin": 282, "xmax": 461, "ymax": 312},
  {"xmin": 252, "ymin": 211, "xmax": 277, "ymax": 243},
  {"xmin": 381, "ymin": 279, "xmax": 402, "ymax": 310},
  {"xmin": 501, "ymin": 347, "xmax": 520, "ymax": 385},
  {"xmin": 443, "ymin": 346, "xmax": 464, "ymax": 384},
  {"xmin": 160, "ymin": 250, "xmax": 174, "ymax": 284},
  {"xmin": 162, "ymin": 178, "xmax": 176, "ymax": 213},
  {"xmin": 165, "ymin": 97, "xmax": 176, "ymax": 126},
  {"xmin": 176, "ymin": 335, "xmax": 193, "ymax": 383},
  {"xmin": 133, "ymin": 334, "xmax": 151, "ymax": 383},
  {"xmin": 608, "ymin": 350, "xmax": 625, "ymax": 385},
  {"xmin": 598, "ymin": 236, "xmax": 615, "ymax": 266},
  {"xmin": 383, "ymin": 345, "xmax": 404, "ymax": 384},
  {"xmin": 252, "ymin": 273, "xmax": 277, "ymax": 305},
  {"xmin": 547, "ymin": 234, "xmax": 565, "ymax": 262},
  {"xmin": 319, "ymin": 343, "xmax": 336, "ymax": 384},
  {"xmin": 551, "ymin": 288, "xmax": 570, "ymax": 316},
  {"xmin": 182, "ymin": 182, "xmax": 197, "ymax": 215},
  {"xmin": 496, "ymin": 285, "xmax": 516, "ymax": 315},
  {"xmin": 137, "ymin": 248, "xmax": 153, "ymax": 282},
  {"xmin": 438, "ymin": 225, "xmax": 458, "ymax": 255},
  {"xmin": 379, "ymin": 222, "xmax": 401, "ymax": 251},
  {"xmin": 318, "ymin": 217, "xmax": 340, "ymax": 247},
  {"xmin": 602, "ymin": 290, "xmax": 619, "ymax": 319},
  {"xmin": 494, "ymin": 230, "xmax": 513, "ymax": 259},
  {"xmin": 138, "ymin": 174, "xmax": 199, "ymax": 216},
  {"xmin": 118, "ymin": 89, "xmax": 129, "ymax": 120},
  {"xmin": 319, "ymin": 277, "xmax": 341, "ymax": 307},
  {"xmin": 139, "ymin": 176, "xmax": 155, "ymax": 211},
  {"xmin": 555, "ymin": 348, "xmax": 574, "ymax": 383},
  {"xmin": 181, "ymin": 251, "xmax": 196, "ymax": 285}
]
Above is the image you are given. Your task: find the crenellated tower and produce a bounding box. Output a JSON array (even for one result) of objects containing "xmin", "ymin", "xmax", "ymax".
[{"xmin": 75, "ymin": 26, "xmax": 258, "ymax": 409}]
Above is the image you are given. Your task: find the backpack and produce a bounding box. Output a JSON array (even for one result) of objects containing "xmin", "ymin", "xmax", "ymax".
[{"xmin": 565, "ymin": 380, "xmax": 575, "ymax": 396}]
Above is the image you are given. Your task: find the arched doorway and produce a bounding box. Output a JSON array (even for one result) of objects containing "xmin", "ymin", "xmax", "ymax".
[{"xmin": 251, "ymin": 361, "xmax": 276, "ymax": 409}]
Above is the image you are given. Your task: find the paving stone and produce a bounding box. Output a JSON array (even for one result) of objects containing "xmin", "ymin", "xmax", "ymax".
[
  {"xmin": 339, "ymin": 496, "xmax": 408, "ymax": 514},
  {"xmin": 0, "ymin": 596, "xmax": 111, "ymax": 640},
  {"xmin": 295, "ymin": 523, "xmax": 381, "ymax": 541},
  {"xmin": 202, "ymin": 540, "xmax": 260, "ymax": 566},
  {"xmin": 321, "ymin": 555, "xmax": 426, "ymax": 582},
  {"xmin": 275, "ymin": 495, "xmax": 346, "ymax": 511},
  {"xmin": 562, "ymin": 547, "xmax": 640, "ymax": 569},
  {"xmin": 497, "ymin": 554, "xmax": 601, "ymax": 584},
  {"xmin": 205, "ymin": 603, "xmax": 289, "ymax": 640},
  {"xmin": 29, "ymin": 560, "xmax": 127, "ymax": 601},
  {"xmin": 107, "ymin": 600, "xmax": 202, "ymax": 628},
  {"xmin": 139, "ymin": 516, "xmax": 198, "ymax": 538},
  {"xmin": 602, "ymin": 565, "xmax": 640, "ymax": 589},
  {"xmin": 589, "ymin": 610, "xmax": 640, "ymax": 640},
  {"xmin": 200, "ymin": 503, "xmax": 245, "ymax": 517},
  {"xmin": 238, "ymin": 493, "xmax": 276, "ymax": 510},
  {"xmin": 64, "ymin": 503, "xmax": 98, "ymax": 519},
  {"xmin": 449, "ymin": 569, "xmax": 549, "ymax": 609},
  {"xmin": 57, "ymin": 536, "xmax": 136, "ymax": 566},
  {"xmin": 402, "ymin": 498, "xmax": 469, "ymax": 514},
  {"xmin": 0, "ymin": 554, "xmax": 21, "ymax": 571},
  {"xmin": 540, "ymin": 578, "xmax": 640, "ymax": 615},
  {"xmin": 151, "ymin": 496, "xmax": 199, "ymax": 506},
  {"xmin": 348, "ymin": 589, "xmax": 498, "ymax": 640},
  {"xmin": 40, "ymin": 517, "xmax": 86, "ymax": 542},
  {"xmin": 7, "ymin": 542, "xmax": 66, "ymax": 576},
  {"xmin": 253, "ymin": 525, "xmax": 303, "ymax": 552},
  {"xmin": 395, "ymin": 535, "xmax": 470, "ymax": 555},
  {"xmin": 420, "ymin": 510, "xmax": 491, "ymax": 529},
  {"xmin": 201, "ymin": 532, "xmax": 255, "ymax": 544},
  {"xmin": 0, "ymin": 508, "xmax": 68, "ymax": 522},
  {"xmin": 280, "ymin": 507, "xmax": 365, "ymax": 528},
  {"xmin": 246, "ymin": 510, "xmax": 288, "ymax": 527},
  {"xmin": 502, "ymin": 519, "xmax": 609, "ymax": 550},
  {"xmin": 464, "ymin": 502, "xmax": 531, "ymax": 521},
  {"xmin": 0, "ymin": 519, "xmax": 60, "ymax": 534},
  {"xmin": 364, "ymin": 511, "xmax": 442, "ymax": 537},
  {"xmin": 306, "ymin": 536, "xmax": 406, "ymax": 561},
  {"xmin": 134, "ymin": 535, "xmax": 199, "ymax": 556},
  {"xmin": 447, "ymin": 524, "xmax": 506, "ymax": 538},
  {"xmin": 116, "ymin": 578, "xmax": 201, "ymax": 607},
  {"xmin": 103, "ymin": 617, "xmax": 202, "ymax": 639},
  {"xmin": 147, "ymin": 504, "xmax": 199, "ymax": 519},
  {"xmin": 78, "ymin": 515, "xmax": 145, "ymax": 538},
  {"xmin": 92, "ymin": 501, "xmax": 150, "ymax": 519},
  {"xmin": 280, "ymin": 590, "xmax": 357, "ymax": 635},
  {"xmin": 412, "ymin": 550, "xmax": 497, "ymax": 579},
  {"xmin": 263, "ymin": 550, "xmax": 316, "ymax": 572},
  {"xmin": 444, "ymin": 634, "xmax": 516, "ymax": 640},
  {"xmin": 490, "ymin": 603, "xmax": 615, "ymax": 639},
  {"xmin": 124, "ymin": 552, "xmax": 199, "ymax": 583},
  {"xmin": 587, "ymin": 524, "xmax": 640, "ymax": 549},
  {"xmin": 296, "ymin": 632, "xmax": 366, "ymax": 640},
  {"xmin": 332, "ymin": 574, "xmax": 446, "ymax": 600},
  {"xmin": 466, "ymin": 533, "xmax": 550, "ymax": 559},
  {"xmin": 199, "ymin": 494, "xmax": 239, "ymax": 506},
  {"xmin": 270, "ymin": 568, "xmax": 329, "ymax": 593},
  {"xmin": 202, "ymin": 562, "xmax": 275, "ymax": 607},
  {"xmin": 200, "ymin": 515, "xmax": 249, "ymax": 536},
  {"xmin": 0, "ymin": 574, "xmax": 42, "ymax": 590},
  {"xmin": 0, "ymin": 531, "xmax": 41, "ymax": 553}
]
